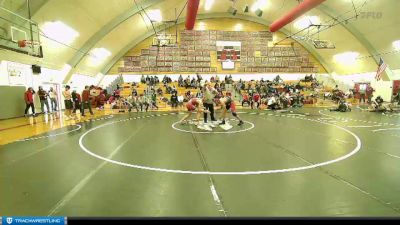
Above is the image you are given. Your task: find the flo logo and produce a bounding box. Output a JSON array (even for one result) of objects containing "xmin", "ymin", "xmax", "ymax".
[
  {"xmin": 360, "ymin": 11, "xmax": 383, "ymax": 19},
  {"xmin": 6, "ymin": 217, "xmax": 13, "ymax": 224}
]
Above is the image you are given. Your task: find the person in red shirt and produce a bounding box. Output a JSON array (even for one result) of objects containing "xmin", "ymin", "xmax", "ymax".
[
  {"xmin": 114, "ymin": 86, "xmax": 121, "ymax": 99},
  {"xmin": 81, "ymin": 86, "xmax": 94, "ymax": 116},
  {"xmin": 252, "ymin": 92, "xmax": 261, "ymax": 109},
  {"xmin": 179, "ymin": 97, "xmax": 208, "ymax": 125},
  {"xmin": 366, "ymin": 85, "xmax": 375, "ymax": 104},
  {"xmin": 24, "ymin": 87, "xmax": 36, "ymax": 117},
  {"xmin": 98, "ymin": 90, "xmax": 106, "ymax": 109},
  {"xmin": 242, "ymin": 92, "xmax": 250, "ymax": 107}
]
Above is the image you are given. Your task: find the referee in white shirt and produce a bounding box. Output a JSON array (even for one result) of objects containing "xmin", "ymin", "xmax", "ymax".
[{"xmin": 202, "ymin": 82, "xmax": 218, "ymax": 124}]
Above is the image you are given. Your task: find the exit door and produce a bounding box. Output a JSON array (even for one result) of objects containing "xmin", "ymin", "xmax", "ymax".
[
  {"xmin": 41, "ymin": 82, "xmax": 62, "ymax": 112},
  {"xmin": 393, "ymin": 80, "xmax": 400, "ymax": 95}
]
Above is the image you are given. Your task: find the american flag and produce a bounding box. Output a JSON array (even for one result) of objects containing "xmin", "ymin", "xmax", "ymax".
[{"xmin": 375, "ymin": 57, "xmax": 387, "ymax": 81}]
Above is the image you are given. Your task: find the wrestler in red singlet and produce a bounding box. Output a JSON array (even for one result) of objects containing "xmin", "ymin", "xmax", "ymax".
[{"xmin": 186, "ymin": 98, "xmax": 200, "ymax": 111}]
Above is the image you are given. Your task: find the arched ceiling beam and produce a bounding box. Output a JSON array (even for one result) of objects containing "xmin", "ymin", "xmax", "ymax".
[
  {"xmin": 101, "ymin": 12, "xmax": 333, "ymax": 75},
  {"xmin": 270, "ymin": 0, "xmax": 326, "ymax": 32},
  {"xmin": 30, "ymin": 0, "xmax": 50, "ymax": 16},
  {"xmin": 62, "ymin": 0, "xmax": 163, "ymax": 83},
  {"xmin": 11, "ymin": 0, "xmax": 50, "ymax": 19},
  {"xmin": 67, "ymin": 0, "xmax": 164, "ymax": 68},
  {"xmin": 318, "ymin": 3, "xmax": 380, "ymax": 65}
]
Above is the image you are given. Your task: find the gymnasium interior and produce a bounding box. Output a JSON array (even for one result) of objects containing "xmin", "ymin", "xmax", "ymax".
[{"xmin": 1, "ymin": 0, "xmax": 400, "ymax": 218}]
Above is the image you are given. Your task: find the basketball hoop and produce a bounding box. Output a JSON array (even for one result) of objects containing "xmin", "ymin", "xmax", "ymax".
[{"xmin": 17, "ymin": 40, "xmax": 40, "ymax": 48}]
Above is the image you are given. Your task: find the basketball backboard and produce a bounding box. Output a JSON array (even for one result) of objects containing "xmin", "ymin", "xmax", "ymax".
[{"xmin": 0, "ymin": 0, "xmax": 43, "ymax": 58}]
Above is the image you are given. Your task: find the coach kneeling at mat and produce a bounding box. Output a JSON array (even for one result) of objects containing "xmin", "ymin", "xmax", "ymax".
[{"xmin": 203, "ymin": 82, "xmax": 218, "ymax": 124}]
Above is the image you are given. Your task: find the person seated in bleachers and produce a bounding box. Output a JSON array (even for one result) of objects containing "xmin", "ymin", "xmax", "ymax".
[
  {"xmin": 150, "ymin": 92, "xmax": 159, "ymax": 110},
  {"xmin": 116, "ymin": 97, "xmax": 127, "ymax": 112},
  {"xmin": 138, "ymin": 94, "xmax": 149, "ymax": 112},
  {"xmin": 113, "ymin": 86, "xmax": 121, "ymax": 99},
  {"xmin": 273, "ymin": 75, "xmax": 284, "ymax": 85},
  {"xmin": 178, "ymin": 75, "xmax": 184, "ymax": 87},
  {"xmin": 185, "ymin": 90, "xmax": 192, "ymax": 100},
  {"xmin": 145, "ymin": 84, "xmax": 153, "ymax": 95},
  {"xmin": 196, "ymin": 90, "xmax": 203, "ymax": 99},
  {"xmin": 190, "ymin": 77, "xmax": 197, "ymax": 88},
  {"xmin": 210, "ymin": 76, "xmax": 215, "ymax": 83},
  {"xmin": 127, "ymin": 94, "xmax": 140, "ymax": 112},
  {"xmin": 184, "ymin": 77, "xmax": 190, "ymax": 89},
  {"xmin": 279, "ymin": 92, "xmax": 291, "ymax": 109},
  {"xmin": 295, "ymin": 82, "xmax": 303, "ymax": 91},
  {"xmin": 132, "ymin": 88, "xmax": 138, "ymax": 97},
  {"xmin": 220, "ymin": 81, "xmax": 226, "ymax": 91},
  {"xmin": 170, "ymin": 92, "xmax": 178, "ymax": 109},
  {"xmin": 323, "ymin": 91, "xmax": 332, "ymax": 100},
  {"xmin": 214, "ymin": 82, "xmax": 220, "ymax": 91},
  {"xmin": 141, "ymin": 75, "xmax": 146, "ymax": 84},
  {"xmin": 165, "ymin": 85, "xmax": 171, "ymax": 94},
  {"xmin": 171, "ymin": 86, "xmax": 177, "ymax": 96},
  {"xmin": 157, "ymin": 87, "xmax": 163, "ymax": 96},
  {"xmin": 251, "ymin": 92, "xmax": 261, "ymax": 109},
  {"xmin": 107, "ymin": 93, "xmax": 115, "ymax": 104},
  {"xmin": 242, "ymin": 92, "xmax": 250, "ymax": 107},
  {"xmin": 292, "ymin": 93, "xmax": 304, "ymax": 108},
  {"xmin": 149, "ymin": 76, "xmax": 154, "ymax": 86},
  {"xmin": 302, "ymin": 74, "xmax": 312, "ymax": 82},
  {"xmin": 332, "ymin": 85, "xmax": 339, "ymax": 93},
  {"xmin": 97, "ymin": 90, "xmax": 106, "ymax": 110},
  {"xmin": 108, "ymin": 93, "xmax": 120, "ymax": 112},
  {"xmin": 162, "ymin": 75, "xmax": 168, "ymax": 84},
  {"xmin": 177, "ymin": 94, "xmax": 185, "ymax": 107},
  {"xmin": 234, "ymin": 82, "xmax": 242, "ymax": 95},
  {"xmin": 266, "ymin": 94, "xmax": 279, "ymax": 110},
  {"xmin": 196, "ymin": 74, "xmax": 202, "ymax": 83}
]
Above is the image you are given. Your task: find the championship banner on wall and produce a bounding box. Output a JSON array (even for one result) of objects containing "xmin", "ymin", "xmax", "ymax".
[{"xmin": 216, "ymin": 41, "xmax": 241, "ymax": 61}]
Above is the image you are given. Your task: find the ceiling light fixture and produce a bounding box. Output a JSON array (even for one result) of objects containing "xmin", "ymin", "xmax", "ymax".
[
  {"xmin": 205, "ymin": 0, "xmax": 214, "ymax": 11},
  {"xmin": 41, "ymin": 21, "xmax": 79, "ymax": 45},
  {"xmin": 393, "ymin": 40, "xmax": 400, "ymax": 51},
  {"xmin": 333, "ymin": 51, "xmax": 360, "ymax": 66}
]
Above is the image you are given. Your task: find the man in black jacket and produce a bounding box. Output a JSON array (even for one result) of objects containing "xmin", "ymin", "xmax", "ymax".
[
  {"xmin": 38, "ymin": 86, "xmax": 50, "ymax": 114},
  {"xmin": 171, "ymin": 92, "xmax": 178, "ymax": 109}
]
